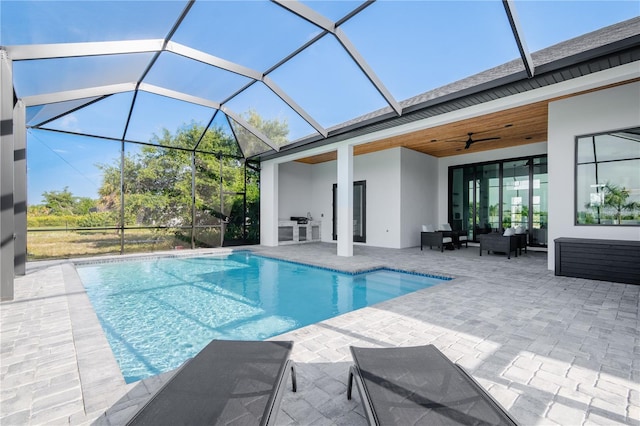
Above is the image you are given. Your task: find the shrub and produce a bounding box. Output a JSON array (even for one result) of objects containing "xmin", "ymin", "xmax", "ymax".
[
  {"xmin": 27, "ymin": 215, "xmax": 79, "ymax": 228},
  {"xmin": 76, "ymin": 212, "xmax": 115, "ymax": 228}
]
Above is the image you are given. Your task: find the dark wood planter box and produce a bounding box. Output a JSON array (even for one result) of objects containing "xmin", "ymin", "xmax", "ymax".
[{"xmin": 554, "ymin": 238, "xmax": 640, "ymax": 285}]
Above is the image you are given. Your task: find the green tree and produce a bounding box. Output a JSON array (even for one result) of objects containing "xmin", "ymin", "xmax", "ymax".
[
  {"xmin": 602, "ymin": 182, "xmax": 639, "ymax": 224},
  {"xmin": 42, "ymin": 187, "xmax": 76, "ymax": 215},
  {"xmin": 243, "ymin": 109, "xmax": 289, "ymax": 148},
  {"xmin": 96, "ymin": 114, "xmax": 286, "ymax": 245},
  {"xmin": 230, "ymin": 109, "xmax": 290, "ymax": 156},
  {"xmin": 73, "ymin": 197, "xmax": 98, "ymax": 215}
]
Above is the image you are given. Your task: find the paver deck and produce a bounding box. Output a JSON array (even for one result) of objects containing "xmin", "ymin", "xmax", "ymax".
[{"xmin": 1, "ymin": 243, "xmax": 638, "ymax": 425}]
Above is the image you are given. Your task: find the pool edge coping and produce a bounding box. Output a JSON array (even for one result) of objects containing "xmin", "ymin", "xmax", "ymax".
[{"xmin": 71, "ymin": 247, "xmax": 455, "ymax": 282}]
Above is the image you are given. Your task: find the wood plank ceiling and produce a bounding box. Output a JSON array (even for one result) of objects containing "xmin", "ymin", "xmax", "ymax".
[{"xmin": 296, "ymin": 100, "xmax": 548, "ymax": 164}]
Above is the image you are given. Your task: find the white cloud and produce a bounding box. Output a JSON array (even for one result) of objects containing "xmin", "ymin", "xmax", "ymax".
[{"xmin": 58, "ymin": 114, "xmax": 81, "ymax": 132}]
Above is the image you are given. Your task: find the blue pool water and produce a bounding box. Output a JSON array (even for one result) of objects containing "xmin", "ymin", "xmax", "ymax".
[{"xmin": 76, "ymin": 252, "xmax": 448, "ymax": 383}]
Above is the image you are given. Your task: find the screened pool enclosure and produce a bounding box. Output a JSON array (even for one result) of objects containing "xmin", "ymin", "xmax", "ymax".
[{"xmin": 2, "ymin": 0, "xmax": 638, "ymax": 260}]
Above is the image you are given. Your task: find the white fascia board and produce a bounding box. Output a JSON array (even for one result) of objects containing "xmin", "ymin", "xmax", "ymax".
[
  {"xmin": 138, "ymin": 83, "xmax": 221, "ymax": 109},
  {"xmin": 267, "ymin": 62, "xmax": 640, "ymax": 165},
  {"xmin": 21, "ymin": 82, "xmax": 137, "ymax": 106},
  {"xmin": 6, "ymin": 40, "xmax": 164, "ymax": 61},
  {"xmin": 166, "ymin": 41, "xmax": 263, "ymax": 81}
]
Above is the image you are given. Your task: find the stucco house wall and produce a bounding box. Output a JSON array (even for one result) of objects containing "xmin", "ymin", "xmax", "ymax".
[
  {"xmin": 278, "ymin": 161, "xmax": 313, "ymax": 221},
  {"xmin": 400, "ymin": 148, "xmax": 438, "ymax": 248},
  {"xmin": 547, "ymin": 81, "xmax": 640, "ymax": 270},
  {"xmin": 280, "ymin": 147, "xmax": 442, "ymax": 249}
]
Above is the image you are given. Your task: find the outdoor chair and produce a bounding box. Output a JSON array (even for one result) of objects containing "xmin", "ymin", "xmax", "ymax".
[
  {"xmin": 420, "ymin": 225, "xmax": 454, "ymax": 252},
  {"xmin": 126, "ymin": 340, "xmax": 297, "ymax": 426},
  {"xmin": 440, "ymin": 223, "xmax": 468, "ymax": 248},
  {"xmin": 347, "ymin": 344, "xmax": 518, "ymax": 426}
]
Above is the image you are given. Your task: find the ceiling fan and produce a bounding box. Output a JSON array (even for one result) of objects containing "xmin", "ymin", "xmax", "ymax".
[{"xmin": 450, "ymin": 132, "xmax": 501, "ymax": 149}]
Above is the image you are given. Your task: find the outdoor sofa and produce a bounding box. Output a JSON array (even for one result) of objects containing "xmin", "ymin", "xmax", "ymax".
[{"xmin": 478, "ymin": 233, "xmax": 518, "ymax": 259}]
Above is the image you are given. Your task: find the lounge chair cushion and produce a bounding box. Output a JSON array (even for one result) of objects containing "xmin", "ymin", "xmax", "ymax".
[
  {"xmin": 503, "ymin": 227, "xmax": 515, "ymax": 236},
  {"xmin": 439, "ymin": 223, "xmax": 452, "ymax": 231},
  {"xmin": 348, "ymin": 345, "xmax": 518, "ymax": 425},
  {"xmin": 126, "ymin": 340, "xmax": 295, "ymax": 426}
]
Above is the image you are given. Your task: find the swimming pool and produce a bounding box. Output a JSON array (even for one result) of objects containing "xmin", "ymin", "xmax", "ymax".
[{"xmin": 76, "ymin": 252, "xmax": 449, "ymax": 383}]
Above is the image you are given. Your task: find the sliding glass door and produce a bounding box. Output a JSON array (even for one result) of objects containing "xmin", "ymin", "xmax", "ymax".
[
  {"xmin": 531, "ymin": 157, "xmax": 548, "ymax": 245},
  {"xmin": 449, "ymin": 155, "xmax": 547, "ymax": 246},
  {"xmin": 502, "ymin": 160, "xmax": 530, "ymax": 230},
  {"xmin": 476, "ymin": 164, "xmax": 501, "ymax": 235},
  {"xmin": 451, "ymin": 164, "xmax": 500, "ymax": 240}
]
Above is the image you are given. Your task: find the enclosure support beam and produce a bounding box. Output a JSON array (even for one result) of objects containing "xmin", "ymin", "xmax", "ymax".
[
  {"xmin": 1, "ymin": 50, "xmax": 15, "ymax": 300},
  {"xmin": 191, "ymin": 152, "xmax": 196, "ymax": 249},
  {"xmin": 260, "ymin": 161, "xmax": 279, "ymax": 247},
  {"xmin": 336, "ymin": 144, "xmax": 353, "ymax": 257},
  {"xmin": 503, "ymin": 0, "xmax": 535, "ymax": 78},
  {"xmin": 13, "ymin": 101, "xmax": 26, "ymax": 276},
  {"xmin": 119, "ymin": 141, "xmax": 125, "ymax": 254}
]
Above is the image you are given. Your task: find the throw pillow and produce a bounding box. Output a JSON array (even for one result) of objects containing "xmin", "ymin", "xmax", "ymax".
[{"xmin": 503, "ymin": 227, "xmax": 515, "ymax": 236}]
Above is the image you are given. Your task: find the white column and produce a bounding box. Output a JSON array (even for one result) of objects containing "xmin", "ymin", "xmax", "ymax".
[
  {"xmin": 337, "ymin": 144, "xmax": 353, "ymax": 257},
  {"xmin": 260, "ymin": 161, "xmax": 279, "ymax": 247}
]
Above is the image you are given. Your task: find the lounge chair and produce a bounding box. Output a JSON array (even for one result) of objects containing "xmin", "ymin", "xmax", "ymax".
[
  {"xmin": 126, "ymin": 340, "xmax": 297, "ymax": 426},
  {"xmin": 347, "ymin": 344, "xmax": 518, "ymax": 425}
]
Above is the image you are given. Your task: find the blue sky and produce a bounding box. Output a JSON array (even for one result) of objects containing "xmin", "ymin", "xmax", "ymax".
[{"xmin": 1, "ymin": 0, "xmax": 638, "ymax": 204}]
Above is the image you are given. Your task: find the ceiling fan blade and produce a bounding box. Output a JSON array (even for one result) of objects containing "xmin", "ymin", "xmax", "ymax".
[
  {"xmin": 464, "ymin": 139, "xmax": 473, "ymax": 149},
  {"xmin": 443, "ymin": 133, "xmax": 500, "ymax": 149},
  {"xmin": 464, "ymin": 135, "xmax": 500, "ymax": 149},
  {"xmin": 472, "ymin": 137, "xmax": 501, "ymax": 142}
]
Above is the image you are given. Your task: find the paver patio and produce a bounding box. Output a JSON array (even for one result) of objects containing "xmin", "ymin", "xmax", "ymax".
[{"xmin": 1, "ymin": 243, "xmax": 638, "ymax": 425}]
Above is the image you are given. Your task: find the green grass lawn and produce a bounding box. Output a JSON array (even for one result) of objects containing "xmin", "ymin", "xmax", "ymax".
[{"xmin": 27, "ymin": 229, "xmax": 186, "ymax": 260}]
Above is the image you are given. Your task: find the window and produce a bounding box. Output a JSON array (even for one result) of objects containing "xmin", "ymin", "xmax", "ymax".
[{"xmin": 575, "ymin": 127, "xmax": 640, "ymax": 225}]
